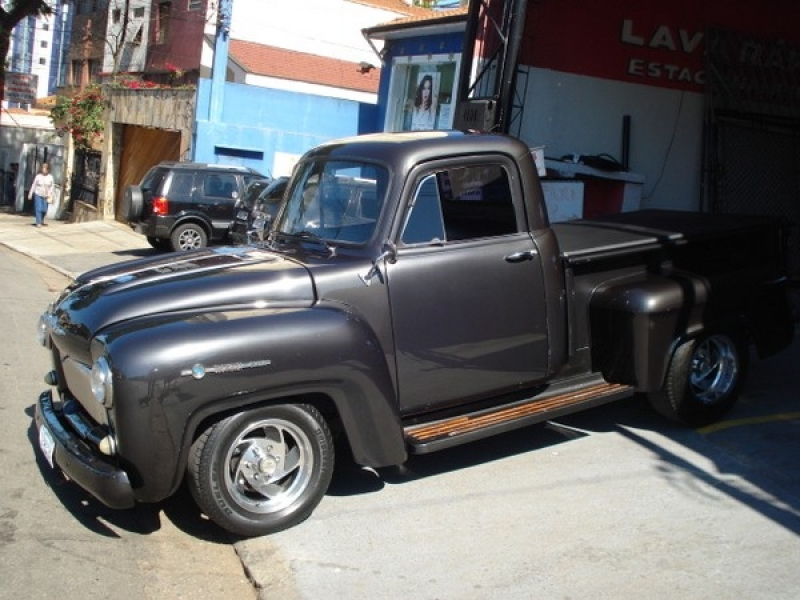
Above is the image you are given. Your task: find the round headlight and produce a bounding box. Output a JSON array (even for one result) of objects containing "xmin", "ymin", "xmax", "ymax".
[
  {"xmin": 90, "ymin": 356, "xmax": 113, "ymax": 406},
  {"xmin": 37, "ymin": 314, "xmax": 49, "ymax": 347}
]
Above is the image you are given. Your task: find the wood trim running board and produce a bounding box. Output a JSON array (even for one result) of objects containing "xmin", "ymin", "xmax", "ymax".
[{"xmin": 404, "ymin": 382, "xmax": 632, "ymax": 454}]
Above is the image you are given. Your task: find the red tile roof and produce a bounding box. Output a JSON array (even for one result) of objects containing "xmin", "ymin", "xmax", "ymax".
[
  {"xmin": 229, "ymin": 40, "xmax": 381, "ymax": 94},
  {"xmin": 375, "ymin": 6, "xmax": 468, "ymax": 27}
]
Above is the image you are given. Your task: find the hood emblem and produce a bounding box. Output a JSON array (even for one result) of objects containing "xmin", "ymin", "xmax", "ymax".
[{"xmin": 181, "ymin": 359, "xmax": 272, "ymax": 379}]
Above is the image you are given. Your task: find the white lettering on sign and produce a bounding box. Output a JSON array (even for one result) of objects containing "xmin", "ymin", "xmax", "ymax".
[
  {"xmin": 621, "ymin": 20, "xmax": 704, "ymax": 87},
  {"xmin": 621, "ymin": 19, "xmax": 704, "ymax": 54},
  {"xmin": 627, "ymin": 59, "xmax": 705, "ymax": 85},
  {"xmin": 4, "ymin": 71, "xmax": 38, "ymax": 104},
  {"xmin": 738, "ymin": 40, "xmax": 800, "ymax": 71}
]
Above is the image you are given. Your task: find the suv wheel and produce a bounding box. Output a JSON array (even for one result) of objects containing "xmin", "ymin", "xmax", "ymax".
[
  {"xmin": 123, "ymin": 185, "xmax": 144, "ymax": 221},
  {"xmin": 171, "ymin": 223, "xmax": 208, "ymax": 251}
]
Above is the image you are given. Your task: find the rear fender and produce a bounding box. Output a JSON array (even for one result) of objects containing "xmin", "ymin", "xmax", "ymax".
[{"xmin": 589, "ymin": 272, "xmax": 708, "ymax": 391}]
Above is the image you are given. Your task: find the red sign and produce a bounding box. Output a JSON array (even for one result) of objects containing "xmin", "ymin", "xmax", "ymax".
[
  {"xmin": 5, "ymin": 72, "xmax": 38, "ymax": 104},
  {"xmin": 520, "ymin": 0, "xmax": 800, "ymax": 92}
]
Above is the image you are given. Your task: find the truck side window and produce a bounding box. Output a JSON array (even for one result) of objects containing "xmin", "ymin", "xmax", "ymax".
[
  {"xmin": 441, "ymin": 164, "xmax": 517, "ymax": 240},
  {"xmin": 401, "ymin": 164, "xmax": 517, "ymax": 245},
  {"xmin": 401, "ymin": 174, "xmax": 445, "ymax": 245}
]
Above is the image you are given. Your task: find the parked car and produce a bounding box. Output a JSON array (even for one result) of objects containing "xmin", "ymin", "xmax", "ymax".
[
  {"xmin": 123, "ymin": 162, "xmax": 268, "ymax": 251},
  {"xmin": 231, "ymin": 176, "xmax": 289, "ymax": 245}
]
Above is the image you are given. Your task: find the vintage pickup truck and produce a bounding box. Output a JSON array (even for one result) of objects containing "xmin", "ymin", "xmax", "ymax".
[{"xmin": 34, "ymin": 131, "xmax": 794, "ymax": 537}]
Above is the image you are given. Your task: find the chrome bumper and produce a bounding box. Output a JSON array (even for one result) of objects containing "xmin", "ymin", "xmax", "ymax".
[{"xmin": 34, "ymin": 390, "xmax": 135, "ymax": 510}]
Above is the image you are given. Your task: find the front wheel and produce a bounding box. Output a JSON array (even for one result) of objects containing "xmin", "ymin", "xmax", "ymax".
[
  {"xmin": 187, "ymin": 404, "xmax": 335, "ymax": 537},
  {"xmin": 648, "ymin": 332, "xmax": 748, "ymax": 427}
]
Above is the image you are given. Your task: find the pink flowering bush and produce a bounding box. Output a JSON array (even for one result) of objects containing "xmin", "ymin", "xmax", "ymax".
[{"xmin": 49, "ymin": 86, "xmax": 105, "ymax": 149}]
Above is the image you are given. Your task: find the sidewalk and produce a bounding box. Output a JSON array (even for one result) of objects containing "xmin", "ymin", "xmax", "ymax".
[{"xmin": 0, "ymin": 207, "xmax": 151, "ymax": 279}]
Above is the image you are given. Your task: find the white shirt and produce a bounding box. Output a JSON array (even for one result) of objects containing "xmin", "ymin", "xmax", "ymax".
[{"xmin": 29, "ymin": 173, "xmax": 54, "ymax": 199}]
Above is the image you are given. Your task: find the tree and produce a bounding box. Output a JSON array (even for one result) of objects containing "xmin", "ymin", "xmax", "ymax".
[
  {"xmin": 0, "ymin": 1, "xmax": 52, "ymax": 106},
  {"xmin": 105, "ymin": 0, "xmax": 136, "ymax": 76}
]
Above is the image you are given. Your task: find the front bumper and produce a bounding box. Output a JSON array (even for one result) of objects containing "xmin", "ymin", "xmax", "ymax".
[{"xmin": 34, "ymin": 389, "xmax": 135, "ymax": 510}]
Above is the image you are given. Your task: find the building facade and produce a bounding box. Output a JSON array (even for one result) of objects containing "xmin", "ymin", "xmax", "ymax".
[{"xmin": 8, "ymin": 0, "xmax": 72, "ymax": 99}]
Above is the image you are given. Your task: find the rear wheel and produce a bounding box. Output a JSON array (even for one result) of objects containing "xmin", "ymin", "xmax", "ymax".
[
  {"xmin": 187, "ymin": 404, "xmax": 334, "ymax": 537},
  {"xmin": 170, "ymin": 223, "xmax": 207, "ymax": 251},
  {"xmin": 648, "ymin": 331, "xmax": 747, "ymax": 427}
]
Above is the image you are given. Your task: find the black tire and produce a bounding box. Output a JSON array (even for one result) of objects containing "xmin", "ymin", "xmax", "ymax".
[
  {"xmin": 170, "ymin": 222, "xmax": 208, "ymax": 251},
  {"xmin": 123, "ymin": 185, "xmax": 144, "ymax": 221},
  {"xmin": 648, "ymin": 332, "xmax": 748, "ymax": 427},
  {"xmin": 146, "ymin": 236, "xmax": 172, "ymax": 251},
  {"xmin": 187, "ymin": 404, "xmax": 335, "ymax": 537}
]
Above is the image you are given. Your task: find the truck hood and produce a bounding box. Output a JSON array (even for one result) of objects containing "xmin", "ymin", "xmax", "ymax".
[{"xmin": 51, "ymin": 247, "xmax": 315, "ymax": 341}]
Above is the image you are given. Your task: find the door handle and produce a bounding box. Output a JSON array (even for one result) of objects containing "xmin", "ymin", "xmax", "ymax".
[{"xmin": 505, "ymin": 249, "xmax": 538, "ymax": 263}]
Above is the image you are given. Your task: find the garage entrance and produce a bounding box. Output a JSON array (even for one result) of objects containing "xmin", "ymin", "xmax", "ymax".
[
  {"xmin": 114, "ymin": 125, "xmax": 181, "ymax": 221},
  {"xmin": 706, "ymin": 29, "xmax": 800, "ymax": 279}
]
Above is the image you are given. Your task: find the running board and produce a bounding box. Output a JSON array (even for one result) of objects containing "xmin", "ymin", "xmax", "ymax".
[{"xmin": 404, "ymin": 381, "xmax": 633, "ymax": 454}]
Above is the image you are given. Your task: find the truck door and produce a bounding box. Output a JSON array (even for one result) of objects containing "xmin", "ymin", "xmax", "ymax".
[{"xmin": 386, "ymin": 159, "xmax": 550, "ymax": 415}]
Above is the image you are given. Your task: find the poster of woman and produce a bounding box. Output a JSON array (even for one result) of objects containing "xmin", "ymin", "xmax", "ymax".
[{"xmin": 410, "ymin": 73, "xmax": 439, "ymax": 131}]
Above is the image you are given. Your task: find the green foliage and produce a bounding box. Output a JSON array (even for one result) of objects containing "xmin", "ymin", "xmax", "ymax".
[{"xmin": 50, "ymin": 86, "xmax": 105, "ymax": 149}]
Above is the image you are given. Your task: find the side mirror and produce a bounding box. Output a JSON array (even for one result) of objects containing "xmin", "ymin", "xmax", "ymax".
[{"xmin": 359, "ymin": 242, "xmax": 397, "ymax": 286}]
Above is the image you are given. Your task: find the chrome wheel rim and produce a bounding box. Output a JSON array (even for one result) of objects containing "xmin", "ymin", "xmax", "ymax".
[
  {"xmin": 689, "ymin": 335, "xmax": 738, "ymax": 404},
  {"xmin": 178, "ymin": 228, "xmax": 203, "ymax": 250},
  {"xmin": 223, "ymin": 418, "xmax": 314, "ymax": 514}
]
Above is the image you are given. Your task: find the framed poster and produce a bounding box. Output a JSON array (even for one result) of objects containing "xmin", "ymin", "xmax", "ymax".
[{"xmin": 385, "ymin": 55, "xmax": 460, "ymax": 132}]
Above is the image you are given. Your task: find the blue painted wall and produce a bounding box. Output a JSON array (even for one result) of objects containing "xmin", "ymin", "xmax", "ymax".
[{"xmin": 193, "ymin": 78, "xmax": 378, "ymax": 177}]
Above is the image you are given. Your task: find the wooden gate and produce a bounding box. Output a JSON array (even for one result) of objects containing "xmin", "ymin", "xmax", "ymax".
[{"xmin": 114, "ymin": 125, "xmax": 181, "ymax": 221}]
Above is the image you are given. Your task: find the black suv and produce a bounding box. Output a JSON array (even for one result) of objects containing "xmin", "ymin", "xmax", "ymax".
[{"xmin": 124, "ymin": 162, "xmax": 268, "ymax": 251}]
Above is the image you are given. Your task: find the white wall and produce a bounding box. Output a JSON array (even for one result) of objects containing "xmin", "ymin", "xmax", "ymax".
[
  {"xmin": 242, "ymin": 73, "xmax": 376, "ymax": 104},
  {"xmin": 519, "ymin": 67, "xmax": 705, "ymax": 211},
  {"xmin": 28, "ymin": 14, "xmax": 54, "ymax": 99},
  {"xmin": 228, "ymin": 0, "xmax": 397, "ymax": 65}
]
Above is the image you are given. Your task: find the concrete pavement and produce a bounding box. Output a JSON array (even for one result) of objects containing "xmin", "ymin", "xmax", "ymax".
[{"xmin": 0, "ymin": 207, "xmax": 154, "ymax": 279}]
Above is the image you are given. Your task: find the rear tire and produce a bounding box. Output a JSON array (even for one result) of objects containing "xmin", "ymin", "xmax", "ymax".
[
  {"xmin": 187, "ymin": 404, "xmax": 334, "ymax": 537},
  {"xmin": 648, "ymin": 331, "xmax": 747, "ymax": 427},
  {"xmin": 170, "ymin": 223, "xmax": 207, "ymax": 251}
]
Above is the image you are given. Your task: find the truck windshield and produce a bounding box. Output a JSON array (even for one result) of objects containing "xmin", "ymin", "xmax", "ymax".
[{"xmin": 274, "ymin": 160, "xmax": 388, "ymax": 245}]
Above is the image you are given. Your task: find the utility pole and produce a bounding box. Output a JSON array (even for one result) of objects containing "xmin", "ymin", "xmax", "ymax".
[{"xmin": 209, "ymin": 0, "xmax": 232, "ymax": 123}]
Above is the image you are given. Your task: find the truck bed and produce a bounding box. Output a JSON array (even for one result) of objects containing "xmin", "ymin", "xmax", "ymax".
[{"xmin": 552, "ymin": 210, "xmax": 787, "ymax": 275}]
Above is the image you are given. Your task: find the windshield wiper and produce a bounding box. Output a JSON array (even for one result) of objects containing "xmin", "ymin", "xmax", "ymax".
[{"xmin": 271, "ymin": 230, "xmax": 335, "ymax": 255}]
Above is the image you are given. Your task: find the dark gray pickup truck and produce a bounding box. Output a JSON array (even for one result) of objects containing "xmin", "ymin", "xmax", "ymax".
[{"xmin": 34, "ymin": 131, "xmax": 794, "ymax": 537}]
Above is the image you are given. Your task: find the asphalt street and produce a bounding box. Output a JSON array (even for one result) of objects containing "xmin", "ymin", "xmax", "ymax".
[
  {"xmin": 0, "ymin": 245, "xmax": 255, "ymax": 600},
  {"xmin": 1, "ymin": 208, "xmax": 798, "ymax": 599}
]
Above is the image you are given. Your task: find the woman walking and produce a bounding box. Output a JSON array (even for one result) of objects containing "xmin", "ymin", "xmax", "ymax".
[{"xmin": 28, "ymin": 162, "xmax": 54, "ymax": 227}]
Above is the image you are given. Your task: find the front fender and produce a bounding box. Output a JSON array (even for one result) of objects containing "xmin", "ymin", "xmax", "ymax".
[{"xmin": 103, "ymin": 305, "xmax": 403, "ymax": 503}]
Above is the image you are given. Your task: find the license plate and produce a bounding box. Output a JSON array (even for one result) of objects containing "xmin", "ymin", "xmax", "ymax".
[
  {"xmin": 236, "ymin": 210, "xmax": 249, "ymax": 220},
  {"xmin": 38, "ymin": 425, "xmax": 55, "ymax": 469}
]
